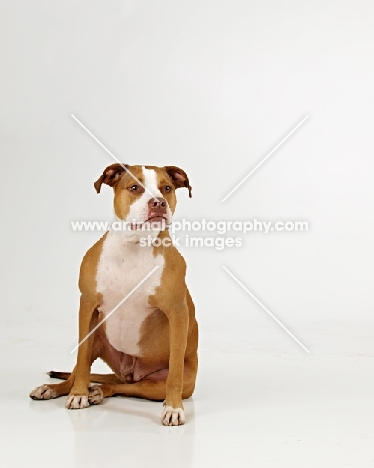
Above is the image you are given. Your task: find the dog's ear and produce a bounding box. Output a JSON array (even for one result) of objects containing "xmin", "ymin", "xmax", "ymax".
[
  {"xmin": 164, "ymin": 166, "xmax": 192, "ymax": 198},
  {"xmin": 94, "ymin": 163, "xmax": 128, "ymax": 193}
]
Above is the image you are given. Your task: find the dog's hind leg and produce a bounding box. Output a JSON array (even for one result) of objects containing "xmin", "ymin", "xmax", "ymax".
[
  {"xmin": 30, "ymin": 368, "xmax": 76, "ymax": 400},
  {"xmin": 88, "ymin": 357, "xmax": 198, "ymax": 426},
  {"xmin": 30, "ymin": 298, "xmax": 101, "ymax": 404},
  {"xmin": 48, "ymin": 370, "xmax": 123, "ymax": 384}
]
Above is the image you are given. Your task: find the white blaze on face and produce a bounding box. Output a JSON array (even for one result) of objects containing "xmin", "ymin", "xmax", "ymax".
[{"xmin": 124, "ymin": 166, "xmax": 173, "ymax": 228}]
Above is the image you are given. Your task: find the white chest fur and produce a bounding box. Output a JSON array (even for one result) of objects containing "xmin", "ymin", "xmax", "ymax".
[{"xmin": 96, "ymin": 231, "xmax": 165, "ymax": 356}]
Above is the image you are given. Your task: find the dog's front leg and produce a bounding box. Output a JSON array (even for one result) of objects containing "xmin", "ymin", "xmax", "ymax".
[
  {"xmin": 66, "ymin": 296, "xmax": 98, "ymax": 409},
  {"xmin": 162, "ymin": 307, "xmax": 189, "ymax": 426}
]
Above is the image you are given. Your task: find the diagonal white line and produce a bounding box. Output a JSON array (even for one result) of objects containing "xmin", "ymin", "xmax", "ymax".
[
  {"xmin": 70, "ymin": 266, "xmax": 160, "ymax": 354},
  {"xmin": 221, "ymin": 115, "xmax": 309, "ymax": 202},
  {"xmin": 71, "ymin": 114, "xmax": 159, "ymax": 200},
  {"xmin": 222, "ymin": 266, "xmax": 310, "ymax": 353}
]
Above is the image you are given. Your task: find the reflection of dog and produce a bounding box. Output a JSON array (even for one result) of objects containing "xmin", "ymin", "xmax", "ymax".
[{"xmin": 30, "ymin": 164, "xmax": 198, "ymax": 426}]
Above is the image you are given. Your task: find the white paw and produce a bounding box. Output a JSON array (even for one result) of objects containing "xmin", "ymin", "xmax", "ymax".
[
  {"xmin": 65, "ymin": 395, "xmax": 89, "ymax": 409},
  {"xmin": 88, "ymin": 385, "xmax": 104, "ymax": 405},
  {"xmin": 161, "ymin": 405, "xmax": 185, "ymax": 426},
  {"xmin": 29, "ymin": 384, "xmax": 57, "ymax": 400}
]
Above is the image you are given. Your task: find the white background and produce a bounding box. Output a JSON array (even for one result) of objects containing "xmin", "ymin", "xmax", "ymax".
[
  {"xmin": 1, "ymin": 0, "xmax": 373, "ymax": 356},
  {"xmin": 1, "ymin": 1, "xmax": 374, "ymax": 467}
]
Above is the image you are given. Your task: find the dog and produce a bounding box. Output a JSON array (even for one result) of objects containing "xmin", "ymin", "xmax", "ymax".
[{"xmin": 30, "ymin": 164, "xmax": 198, "ymax": 426}]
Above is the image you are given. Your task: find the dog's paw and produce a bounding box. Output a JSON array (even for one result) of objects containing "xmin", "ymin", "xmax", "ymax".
[
  {"xmin": 161, "ymin": 405, "xmax": 185, "ymax": 426},
  {"xmin": 29, "ymin": 384, "xmax": 57, "ymax": 400},
  {"xmin": 88, "ymin": 385, "xmax": 104, "ymax": 405},
  {"xmin": 65, "ymin": 394, "xmax": 89, "ymax": 409}
]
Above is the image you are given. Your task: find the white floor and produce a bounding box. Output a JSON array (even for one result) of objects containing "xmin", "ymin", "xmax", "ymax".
[{"xmin": 1, "ymin": 343, "xmax": 373, "ymax": 468}]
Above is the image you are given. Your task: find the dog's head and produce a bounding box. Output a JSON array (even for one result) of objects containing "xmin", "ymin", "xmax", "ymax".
[{"xmin": 94, "ymin": 164, "xmax": 191, "ymax": 231}]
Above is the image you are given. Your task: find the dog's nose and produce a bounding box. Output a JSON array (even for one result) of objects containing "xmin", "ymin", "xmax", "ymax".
[{"xmin": 148, "ymin": 198, "xmax": 166, "ymax": 209}]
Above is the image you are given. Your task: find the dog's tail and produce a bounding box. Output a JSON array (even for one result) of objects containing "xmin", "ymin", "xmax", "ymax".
[{"xmin": 47, "ymin": 371, "xmax": 123, "ymax": 384}]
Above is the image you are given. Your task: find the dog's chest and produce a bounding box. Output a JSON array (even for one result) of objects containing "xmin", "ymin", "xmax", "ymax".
[{"xmin": 96, "ymin": 233, "xmax": 164, "ymax": 356}]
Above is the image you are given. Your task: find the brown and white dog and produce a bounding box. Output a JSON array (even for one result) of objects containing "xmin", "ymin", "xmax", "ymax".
[{"xmin": 30, "ymin": 164, "xmax": 198, "ymax": 426}]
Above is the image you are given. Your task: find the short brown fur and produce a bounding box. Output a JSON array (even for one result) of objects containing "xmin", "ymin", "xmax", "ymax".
[{"xmin": 30, "ymin": 164, "xmax": 198, "ymax": 426}]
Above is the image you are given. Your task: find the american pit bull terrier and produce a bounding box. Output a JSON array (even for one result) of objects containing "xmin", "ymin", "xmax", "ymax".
[{"xmin": 30, "ymin": 164, "xmax": 198, "ymax": 426}]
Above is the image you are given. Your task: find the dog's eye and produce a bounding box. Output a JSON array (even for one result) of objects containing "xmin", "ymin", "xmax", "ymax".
[
  {"xmin": 129, "ymin": 185, "xmax": 139, "ymax": 192},
  {"xmin": 165, "ymin": 185, "xmax": 171, "ymax": 193}
]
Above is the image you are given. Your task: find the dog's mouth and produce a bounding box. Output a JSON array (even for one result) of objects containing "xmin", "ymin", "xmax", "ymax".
[
  {"xmin": 146, "ymin": 215, "xmax": 167, "ymax": 223},
  {"xmin": 129, "ymin": 215, "xmax": 169, "ymax": 231}
]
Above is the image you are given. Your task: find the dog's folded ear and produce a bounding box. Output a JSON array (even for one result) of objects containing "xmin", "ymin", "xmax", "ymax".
[
  {"xmin": 94, "ymin": 163, "xmax": 129, "ymax": 193},
  {"xmin": 164, "ymin": 166, "xmax": 192, "ymax": 198}
]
